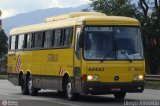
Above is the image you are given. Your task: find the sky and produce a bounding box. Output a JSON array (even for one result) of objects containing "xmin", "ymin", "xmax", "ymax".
[{"xmin": 0, "ymin": 0, "xmax": 90, "ymax": 19}]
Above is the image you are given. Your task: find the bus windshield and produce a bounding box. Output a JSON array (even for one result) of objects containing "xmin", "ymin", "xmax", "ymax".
[{"xmin": 83, "ymin": 26, "xmax": 143, "ymax": 60}]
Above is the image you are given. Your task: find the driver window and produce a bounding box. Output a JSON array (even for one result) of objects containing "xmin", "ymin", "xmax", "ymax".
[{"xmin": 75, "ymin": 27, "xmax": 81, "ymax": 59}]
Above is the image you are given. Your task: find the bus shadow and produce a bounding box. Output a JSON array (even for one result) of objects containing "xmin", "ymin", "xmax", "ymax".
[
  {"xmin": 36, "ymin": 91, "xmax": 125, "ymax": 103},
  {"xmin": 15, "ymin": 90, "xmax": 129, "ymax": 104}
]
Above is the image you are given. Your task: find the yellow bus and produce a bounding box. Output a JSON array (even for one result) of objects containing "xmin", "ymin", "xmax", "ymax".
[{"xmin": 8, "ymin": 12, "xmax": 145, "ymax": 100}]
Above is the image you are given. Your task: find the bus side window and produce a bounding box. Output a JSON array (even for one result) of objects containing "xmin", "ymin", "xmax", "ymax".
[
  {"xmin": 15, "ymin": 35, "xmax": 19, "ymax": 49},
  {"xmin": 42, "ymin": 32, "xmax": 45, "ymax": 47},
  {"xmin": 31, "ymin": 33, "xmax": 35, "ymax": 48},
  {"xmin": 52, "ymin": 30, "xmax": 55, "ymax": 47},
  {"xmin": 34, "ymin": 32, "xmax": 43, "ymax": 48},
  {"xmin": 54, "ymin": 29, "xmax": 61, "ymax": 47},
  {"xmin": 64, "ymin": 28, "xmax": 73, "ymax": 47},
  {"xmin": 44, "ymin": 30, "xmax": 53, "ymax": 48},
  {"xmin": 60, "ymin": 29, "xmax": 65, "ymax": 46},
  {"xmin": 27, "ymin": 33, "xmax": 32, "ymax": 48},
  {"xmin": 23, "ymin": 34, "xmax": 28, "ymax": 49},
  {"xmin": 11, "ymin": 36, "xmax": 16, "ymax": 50},
  {"xmin": 18, "ymin": 34, "xmax": 24, "ymax": 49}
]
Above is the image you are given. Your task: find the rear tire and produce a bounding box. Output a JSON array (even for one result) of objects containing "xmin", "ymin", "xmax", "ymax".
[
  {"xmin": 28, "ymin": 76, "xmax": 38, "ymax": 96},
  {"xmin": 114, "ymin": 92, "xmax": 126, "ymax": 99},
  {"xmin": 21, "ymin": 76, "xmax": 29, "ymax": 95}
]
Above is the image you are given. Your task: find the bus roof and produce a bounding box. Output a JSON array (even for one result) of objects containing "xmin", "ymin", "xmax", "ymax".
[
  {"xmin": 10, "ymin": 12, "xmax": 140, "ymax": 35},
  {"xmin": 44, "ymin": 12, "xmax": 106, "ymax": 22}
]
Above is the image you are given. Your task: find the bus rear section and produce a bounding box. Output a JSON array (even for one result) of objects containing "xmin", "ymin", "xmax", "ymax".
[{"xmin": 77, "ymin": 26, "xmax": 145, "ymax": 99}]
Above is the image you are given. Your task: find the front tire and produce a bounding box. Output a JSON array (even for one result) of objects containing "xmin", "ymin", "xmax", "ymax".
[
  {"xmin": 66, "ymin": 79, "xmax": 77, "ymax": 100},
  {"xmin": 114, "ymin": 92, "xmax": 126, "ymax": 99}
]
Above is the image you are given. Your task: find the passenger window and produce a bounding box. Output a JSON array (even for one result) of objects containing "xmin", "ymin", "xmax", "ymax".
[
  {"xmin": 34, "ymin": 32, "xmax": 43, "ymax": 48},
  {"xmin": 64, "ymin": 28, "xmax": 73, "ymax": 46},
  {"xmin": 31, "ymin": 34, "xmax": 35, "ymax": 48},
  {"xmin": 15, "ymin": 36, "xmax": 19, "ymax": 49},
  {"xmin": 44, "ymin": 30, "xmax": 53, "ymax": 47},
  {"xmin": 27, "ymin": 33, "xmax": 32, "ymax": 48},
  {"xmin": 18, "ymin": 34, "xmax": 24, "ymax": 49},
  {"xmin": 52, "ymin": 30, "xmax": 55, "ymax": 46},
  {"xmin": 42, "ymin": 32, "xmax": 45, "ymax": 47},
  {"xmin": 54, "ymin": 29, "xmax": 61, "ymax": 47},
  {"xmin": 23, "ymin": 34, "xmax": 28, "ymax": 49},
  {"xmin": 11, "ymin": 36, "xmax": 16, "ymax": 50},
  {"xmin": 60, "ymin": 29, "xmax": 65, "ymax": 46}
]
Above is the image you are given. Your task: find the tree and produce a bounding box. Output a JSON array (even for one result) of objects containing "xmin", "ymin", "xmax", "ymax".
[
  {"xmin": 90, "ymin": 0, "xmax": 138, "ymax": 17},
  {"xmin": 0, "ymin": 29, "xmax": 8, "ymax": 58},
  {"xmin": 88, "ymin": 0, "xmax": 160, "ymax": 74},
  {"xmin": 138, "ymin": 0, "xmax": 160, "ymax": 74}
]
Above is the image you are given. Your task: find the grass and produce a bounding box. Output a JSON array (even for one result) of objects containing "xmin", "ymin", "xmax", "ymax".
[{"xmin": 0, "ymin": 71, "xmax": 7, "ymax": 75}]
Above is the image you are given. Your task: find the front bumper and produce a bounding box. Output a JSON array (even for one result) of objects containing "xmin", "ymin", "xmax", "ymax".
[{"xmin": 82, "ymin": 81, "xmax": 144, "ymax": 95}]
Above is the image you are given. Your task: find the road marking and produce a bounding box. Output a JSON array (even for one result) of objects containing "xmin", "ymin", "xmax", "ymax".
[
  {"xmin": 22, "ymin": 96, "xmax": 81, "ymax": 106},
  {"xmin": 22, "ymin": 96, "xmax": 60, "ymax": 101}
]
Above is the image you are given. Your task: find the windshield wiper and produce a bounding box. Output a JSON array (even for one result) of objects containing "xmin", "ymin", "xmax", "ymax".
[
  {"xmin": 100, "ymin": 50, "xmax": 113, "ymax": 63},
  {"xmin": 121, "ymin": 51, "xmax": 132, "ymax": 63}
]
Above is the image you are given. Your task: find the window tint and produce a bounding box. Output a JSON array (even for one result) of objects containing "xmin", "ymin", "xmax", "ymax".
[
  {"xmin": 11, "ymin": 36, "xmax": 16, "ymax": 50},
  {"xmin": 18, "ymin": 34, "xmax": 24, "ymax": 49},
  {"xmin": 34, "ymin": 32, "xmax": 43, "ymax": 48},
  {"xmin": 64, "ymin": 28, "xmax": 73, "ymax": 46}
]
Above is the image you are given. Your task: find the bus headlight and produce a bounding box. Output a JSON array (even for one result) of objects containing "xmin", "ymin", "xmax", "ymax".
[
  {"xmin": 87, "ymin": 75, "xmax": 99, "ymax": 81},
  {"xmin": 138, "ymin": 75, "xmax": 144, "ymax": 80},
  {"xmin": 87, "ymin": 75, "xmax": 93, "ymax": 81},
  {"xmin": 134, "ymin": 75, "xmax": 144, "ymax": 80}
]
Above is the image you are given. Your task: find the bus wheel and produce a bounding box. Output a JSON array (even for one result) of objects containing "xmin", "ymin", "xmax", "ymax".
[
  {"xmin": 114, "ymin": 92, "xmax": 126, "ymax": 99},
  {"xmin": 28, "ymin": 76, "xmax": 38, "ymax": 96},
  {"xmin": 21, "ymin": 76, "xmax": 29, "ymax": 95},
  {"xmin": 66, "ymin": 79, "xmax": 76, "ymax": 100}
]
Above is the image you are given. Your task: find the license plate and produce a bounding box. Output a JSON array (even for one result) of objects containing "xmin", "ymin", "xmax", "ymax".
[{"xmin": 111, "ymin": 88, "xmax": 121, "ymax": 91}]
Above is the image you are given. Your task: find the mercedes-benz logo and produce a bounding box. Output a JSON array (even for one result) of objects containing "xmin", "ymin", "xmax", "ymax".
[{"xmin": 114, "ymin": 76, "xmax": 119, "ymax": 81}]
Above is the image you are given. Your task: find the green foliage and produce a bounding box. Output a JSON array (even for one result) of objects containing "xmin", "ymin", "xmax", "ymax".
[
  {"xmin": 90, "ymin": 0, "xmax": 137, "ymax": 17},
  {"xmin": 0, "ymin": 29, "xmax": 8, "ymax": 58},
  {"xmin": 88, "ymin": 0, "xmax": 160, "ymax": 74}
]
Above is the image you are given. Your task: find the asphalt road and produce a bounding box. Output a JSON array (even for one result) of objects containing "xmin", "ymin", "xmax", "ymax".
[{"xmin": 0, "ymin": 80, "xmax": 160, "ymax": 106}]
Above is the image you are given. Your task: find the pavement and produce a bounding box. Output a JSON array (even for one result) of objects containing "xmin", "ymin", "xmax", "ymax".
[{"xmin": 0, "ymin": 80, "xmax": 160, "ymax": 106}]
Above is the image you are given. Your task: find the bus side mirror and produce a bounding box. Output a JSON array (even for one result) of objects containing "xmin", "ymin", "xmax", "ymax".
[{"xmin": 79, "ymin": 32, "xmax": 84, "ymax": 48}]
